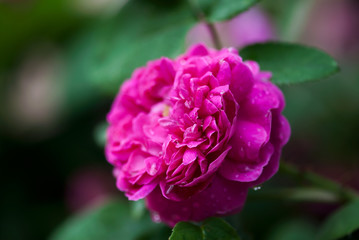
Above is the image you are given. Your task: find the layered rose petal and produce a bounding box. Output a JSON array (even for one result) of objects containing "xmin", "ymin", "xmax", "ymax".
[
  {"xmin": 146, "ymin": 175, "xmax": 248, "ymax": 227},
  {"xmin": 105, "ymin": 43, "xmax": 290, "ymax": 225}
]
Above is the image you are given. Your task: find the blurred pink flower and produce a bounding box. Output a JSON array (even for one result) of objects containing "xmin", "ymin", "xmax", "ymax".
[
  {"xmin": 187, "ymin": 7, "xmax": 275, "ymax": 48},
  {"xmin": 66, "ymin": 167, "xmax": 117, "ymax": 212},
  {"xmin": 106, "ymin": 44, "xmax": 290, "ymax": 226},
  {"xmin": 300, "ymin": 0, "xmax": 359, "ymax": 59}
]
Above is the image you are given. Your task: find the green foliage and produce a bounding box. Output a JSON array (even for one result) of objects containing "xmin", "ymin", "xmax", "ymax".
[
  {"xmin": 50, "ymin": 199, "xmax": 169, "ymax": 240},
  {"xmin": 316, "ymin": 201, "xmax": 359, "ymax": 240},
  {"xmin": 66, "ymin": 0, "xmax": 196, "ymax": 95},
  {"xmin": 65, "ymin": 0, "xmax": 264, "ymax": 96},
  {"xmin": 0, "ymin": 0, "xmax": 83, "ymax": 71},
  {"xmin": 240, "ymin": 42, "xmax": 339, "ymax": 85},
  {"xmin": 196, "ymin": 0, "xmax": 260, "ymax": 22},
  {"xmin": 170, "ymin": 222, "xmax": 203, "ymax": 240},
  {"xmin": 267, "ymin": 219, "xmax": 316, "ymax": 240},
  {"xmin": 169, "ymin": 217, "xmax": 241, "ymax": 240}
]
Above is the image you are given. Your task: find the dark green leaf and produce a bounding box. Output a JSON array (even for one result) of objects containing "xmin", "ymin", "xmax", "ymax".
[
  {"xmin": 316, "ymin": 201, "xmax": 359, "ymax": 240},
  {"xmin": 196, "ymin": 0, "xmax": 260, "ymax": 22},
  {"xmin": 170, "ymin": 222, "xmax": 203, "ymax": 240},
  {"xmin": 50, "ymin": 199, "xmax": 168, "ymax": 240},
  {"xmin": 67, "ymin": 0, "xmax": 196, "ymax": 95},
  {"xmin": 169, "ymin": 217, "xmax": 241, "ymax": 240},
  {"xmin": 240, "ymin": 42, "xmax": 339, "ymax": 85},
  {"xmin": 201, "ymin": 218, "xmax": 241, "ymax": 240},
  {"xmin": 267, "ymin": 219, "xmax": 316, "ymax": 240}
]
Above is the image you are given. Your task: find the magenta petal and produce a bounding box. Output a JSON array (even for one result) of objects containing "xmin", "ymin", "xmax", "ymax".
[
  {"xmin": 146, "ymin": 175, "xmax": 248, "ymax": 227},
  {"xmin": 230, "ymin": 63, "xmax": 254, "ymax": 102},
  {"xmin": 219, "ymin": 160, "xmax": 264, "ymax": 182},
  {"xmin": 183, "ymin": 148, "xmax": 198, "ymax": 165},
  {"xmin": 216, "ymin": 60, "xmax": 231, "ymax": 85},
  {"xmin": 186, "ymin": 43, "xmax": 210, "ymax": 57},
  {"xmin": 127, "ymin": 181, "xmax": 158, "ymax": 201},
  {"xmin": 230, "ymin": 121, "xmax": 269, "ymax": 160}
]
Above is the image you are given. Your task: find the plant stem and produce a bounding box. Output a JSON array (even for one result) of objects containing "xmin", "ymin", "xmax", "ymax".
[
  {"xmin": 248, "ymin": 187, "xmax": 342, "ymax": 203},
  {"xmin": 279, "ymin": 161, "xmax": 359, "ymax": 202},
  {"xmin": 205, "ymin": 22, "xmax": 222, "ymax": 50},
  {"xmin": 188, "ymin": 0, "xmax": 223, "ymax": 49}
]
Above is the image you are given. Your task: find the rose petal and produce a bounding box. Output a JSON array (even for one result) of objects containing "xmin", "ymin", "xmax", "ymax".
[{"xmin": 146, "ymin": 175, "xmax": 248, "ymax": 227}]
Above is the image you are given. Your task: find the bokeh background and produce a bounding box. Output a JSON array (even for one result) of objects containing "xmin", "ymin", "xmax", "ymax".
[{"xmin": 0, "ymin": 0, "xmax": 358, "ymax": 239}]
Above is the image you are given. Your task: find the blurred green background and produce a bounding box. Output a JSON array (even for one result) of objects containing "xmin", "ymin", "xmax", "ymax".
[{"xmin": 0, "ymin": 0, "xmax": 358, "ymax": 239}]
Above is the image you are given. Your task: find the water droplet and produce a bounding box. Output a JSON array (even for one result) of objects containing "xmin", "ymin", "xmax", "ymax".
[
  {"xmin": 253, "ymin": 186, "xmax": 261, "ymax": 191},
  {"xmin": 235, "ymin": 174, "xmax": 239, "ymax": 178},
  {"xmin": 152, "ymin": 212, "xmax": 161, "ymax": 223},
  {"xmin": 223, "ymin": 188, "xmax": 227, "ymax": 193},
  {"xmin": 193, "ymin": 202, "xmax": 200, "ymax": 208},
  {"xmin": 227, "ymin": 196, "xmax": 232, "ymax": 200},
  {"xmin": 210, "ymin": 194, "xmax": 215, "ymax": 199}
]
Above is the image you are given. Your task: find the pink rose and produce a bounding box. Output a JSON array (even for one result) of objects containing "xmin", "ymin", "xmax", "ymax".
[{"xmin": 106, "ymin": 44, "xmax": 290, "ymax": 226}]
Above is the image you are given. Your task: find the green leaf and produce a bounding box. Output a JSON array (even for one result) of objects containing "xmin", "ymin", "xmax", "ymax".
[
  {"xmin": 267, "ymin": 219, "xmax": 316, "ymax": 240},
  {"xmin": 196, "ymin": 0, "xmax": 260, "ymax": 22},
  {"xmin": 169, "ymin": 217, "xmax": 241, "ymax": 240},
  {"xmin": 67, "ymin": 0, "xmax": 196, "ymax": 95},
  {"xmin": 239, "ymin": 42, "xmax": 339, "ymax": 85},
  {"xmin": 170, "ymin": 222, "xmax": 202, "ymax": 240},
  {"xmin": 50, "ymin": 199, "xmax": 169, "ymax": 240},
  {"xmin": 316, "ymin": 201, "xmax": 359, "ymax": 240},
  {"xmin": 201, "ymin": 218, "xmax": 241, "ymax": 240}
]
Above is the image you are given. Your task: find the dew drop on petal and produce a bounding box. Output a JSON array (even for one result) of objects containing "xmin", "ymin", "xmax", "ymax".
[
  {"xmin": 193, "ymin": 202, "xmax": 200, "ymax": 208},
  {"xmin": 253, "ymin": 186, "xmax": 261, "ymax": 191},
  {"xmin": 152, "ymin": 212, "xmax": 161, "ymax": 223},
  {"xmin": 173, "ymin": 214, "xmax": 181, "ymax": 221}
]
